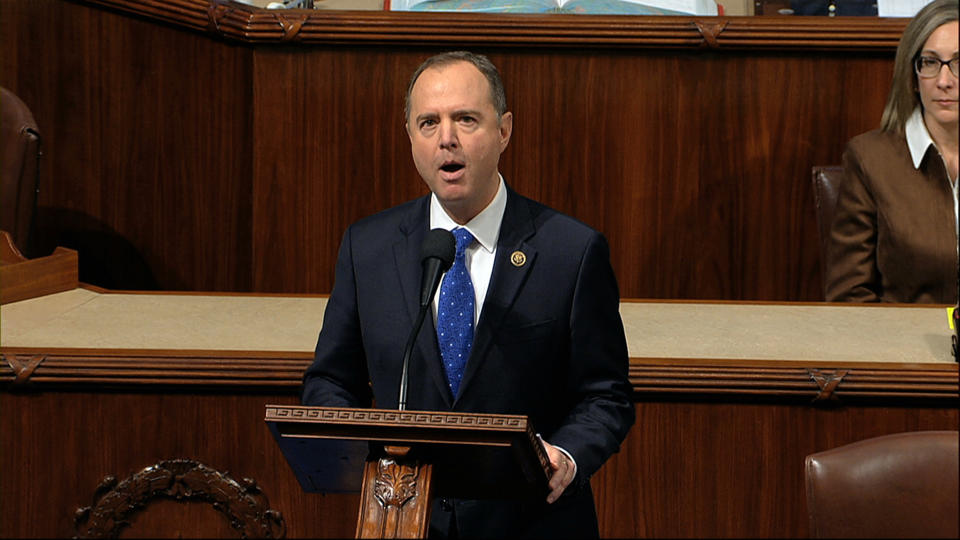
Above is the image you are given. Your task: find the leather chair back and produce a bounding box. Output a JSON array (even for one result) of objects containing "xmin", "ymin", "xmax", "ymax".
[
  {"xmin": 805, "ymin": 430, "xmax": 960, "ymax": 538},
  {"xmin": 1, "ymin": 87, "xmax": 41, "ymax": 256},
  {"xmin": 812, "ymin": 165, "xmax": 843, "ymax": 294}
]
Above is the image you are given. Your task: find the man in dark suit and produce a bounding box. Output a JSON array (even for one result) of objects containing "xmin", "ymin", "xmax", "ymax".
[{"xmin": 302, "ymin": 51, "xmax": 634, "ymax": 538}]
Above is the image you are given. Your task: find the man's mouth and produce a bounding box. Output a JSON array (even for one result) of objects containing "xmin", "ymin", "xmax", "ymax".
[{"xmin": 441, "ymin": 162, "xmax": 465, "ymax": 173}]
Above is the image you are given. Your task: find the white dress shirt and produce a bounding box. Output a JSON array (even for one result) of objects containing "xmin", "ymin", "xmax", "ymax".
[{"xmin": 429, "ymin": 175, "xmax": 506, "ymax": 327}]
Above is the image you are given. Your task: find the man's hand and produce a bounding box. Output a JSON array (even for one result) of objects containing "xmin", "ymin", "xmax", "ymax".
[{"xmin": 543, "ymin": 440, "xmax": 576, "ymax": 504}]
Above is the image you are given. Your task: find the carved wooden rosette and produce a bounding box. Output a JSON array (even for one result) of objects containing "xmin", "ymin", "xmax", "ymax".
[
  {"xmin": 73, "ymin": 459, "xmax": 285, "ymax": 538},
  {"xmin": 356, "ymin": 446, "xmax": 433, "ymax": 539}
]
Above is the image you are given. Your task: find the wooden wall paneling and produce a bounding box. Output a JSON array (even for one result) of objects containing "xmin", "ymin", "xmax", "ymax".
[
  {"xmin": 0, "ymin": 0, "xmax": 910, "ymax": 300},
  {"xmin": 2, "ymin": 346, "xmax": 955, "ymax": 537},
  {"xmin": 0, "ymin": 0, "xmax": 255, "ymax": 292},
  {"xmin": 591, "ymin": 401, "xmax": 960, "ymax": 538},
  {"xmin": 498, "ymin": 48, "xmax": 894, "ymax": 300},
  {"xmin": 251, "ymin": 47, "xmax": 430, "ymax": 293},
  {"xmin": 0, "ymin": 390, "xmax": 360, "ymax": 538},
  {"xmin": 3, "ymin": 387, "xmax": 954, "ymax": 538},
  {"xmin": 693, "ymin": 50, "xmax": 894, "ymax": 301},
  {"xmin": 248, "ymin": 45, "xmax": 893, "ymax": 299}
]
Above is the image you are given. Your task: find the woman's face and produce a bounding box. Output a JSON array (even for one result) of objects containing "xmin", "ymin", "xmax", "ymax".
[{"xmin": 917, "ymin": 21, "xmax": 958, "ymax": 137}]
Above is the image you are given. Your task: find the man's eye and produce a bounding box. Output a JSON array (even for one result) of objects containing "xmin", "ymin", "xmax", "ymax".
[{"xmin": 420, "ymin": 119, "xmax": 437, "ymax": 129}]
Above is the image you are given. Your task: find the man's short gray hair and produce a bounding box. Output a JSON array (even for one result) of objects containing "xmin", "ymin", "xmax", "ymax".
[{"xmin": 404, "ymin": 51, "xmax": 508, "ymax": 123}]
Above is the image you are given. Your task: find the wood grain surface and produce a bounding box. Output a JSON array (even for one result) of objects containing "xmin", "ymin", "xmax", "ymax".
[{"xmin": 1, "ymin": 0, "xmax": 897, "ymax": 299}]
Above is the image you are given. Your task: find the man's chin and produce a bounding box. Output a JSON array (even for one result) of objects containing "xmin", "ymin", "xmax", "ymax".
[{"xmin": 433, "ymin": 183, "xmax": 470, "ymax": 203}]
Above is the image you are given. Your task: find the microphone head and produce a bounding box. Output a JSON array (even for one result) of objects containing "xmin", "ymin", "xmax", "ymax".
[{"xmin": 421, "ymin": 228, "xmax": 455, "ymax": 272}]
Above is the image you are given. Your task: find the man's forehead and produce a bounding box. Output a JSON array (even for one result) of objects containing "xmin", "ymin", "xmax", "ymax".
[
  {"xmin": 412, "ymin": 62, "xmax": 488, "ymax": 96},
  {"xmin": 407, "ymin": 62, "xmax": 499, "ymax": 128},
  {"xmin": 420, "ymin": 60, "xmax": 482, "ymax": 80}
]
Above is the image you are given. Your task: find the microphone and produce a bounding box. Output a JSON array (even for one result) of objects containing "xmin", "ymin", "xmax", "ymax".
[{"xmin": 399, "ymin": 228, "xmax": 455, "ymax": 410}]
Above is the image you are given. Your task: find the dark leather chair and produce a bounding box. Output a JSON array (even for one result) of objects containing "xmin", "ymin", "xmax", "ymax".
[
  {"xmin": 805, "ymin": 430, "xmax": 960, "ymax": 538},
  {"xmin": 1, "ymin": 86, "xmax": 42, "ymax": 257},
  {"xmin": 812, "ymin": 165, "xmax": 843, "ymax": 293}
]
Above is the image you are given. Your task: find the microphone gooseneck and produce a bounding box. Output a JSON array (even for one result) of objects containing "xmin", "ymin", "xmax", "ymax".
[{"xmin": 399, "ymin": 228, "xmax": 455, "ymax": 410}]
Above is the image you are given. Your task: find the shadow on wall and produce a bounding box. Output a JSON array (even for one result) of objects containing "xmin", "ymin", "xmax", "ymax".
[{"xmin": 33, "ymin": 207, "xmax": 159, "ymax": 291}]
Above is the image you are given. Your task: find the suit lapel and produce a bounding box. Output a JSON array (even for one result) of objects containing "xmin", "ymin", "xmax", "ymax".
[
  {"xmin": 457, "ymin": 190, "xmax": 537, "ymax": 403},
  {"xmin": 394, "ymin": 200, "xmax": 428, "ymax": 328}
]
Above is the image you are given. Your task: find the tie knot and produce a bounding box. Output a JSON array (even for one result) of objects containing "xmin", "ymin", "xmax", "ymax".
[{"xmin": 452, "ymin": 228, "xmax": 474, "ymax": 255}]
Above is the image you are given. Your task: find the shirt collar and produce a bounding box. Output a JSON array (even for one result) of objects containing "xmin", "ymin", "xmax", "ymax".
[
  {"xmin": 429, "ymin": 175, "xmax": 506, "ymax": 254},
  {"xmin": 905, "ymin": 107, "xmax": 936, "ymax": 170}
]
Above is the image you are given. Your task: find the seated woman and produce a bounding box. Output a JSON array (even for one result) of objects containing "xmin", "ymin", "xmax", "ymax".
[{"xmin": 825, "ymin": 0, "xmax": 958, "ymax": 303}]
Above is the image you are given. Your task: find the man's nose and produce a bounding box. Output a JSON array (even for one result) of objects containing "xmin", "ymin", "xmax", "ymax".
[{"xmin": 438, "ymin": 120, "xmax": 459, "ymax": 149}]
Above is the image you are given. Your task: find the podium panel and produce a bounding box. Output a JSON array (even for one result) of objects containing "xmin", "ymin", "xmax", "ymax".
[{"xmin": 266, "ymin": 406, "xmax": 551, "ymax": 498}]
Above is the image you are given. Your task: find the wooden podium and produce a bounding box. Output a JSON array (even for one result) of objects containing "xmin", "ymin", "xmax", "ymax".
[{"xmin": 265, "ymin": 405, "xmax": 552, "ymax": 538}]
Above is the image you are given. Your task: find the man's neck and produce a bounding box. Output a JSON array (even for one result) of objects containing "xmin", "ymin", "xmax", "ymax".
[{"xmin": 440, "ymin": 177, "xmax": 501, "ymax": 225}]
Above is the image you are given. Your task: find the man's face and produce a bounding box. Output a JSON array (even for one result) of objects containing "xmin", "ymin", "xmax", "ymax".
[
  {"xmin": 917, "ymin": 21, "xmax": 958, "ymax": 137},
  {"xmin": 406, "ymin": 61, "xmax": 512, "ymax": 224}
]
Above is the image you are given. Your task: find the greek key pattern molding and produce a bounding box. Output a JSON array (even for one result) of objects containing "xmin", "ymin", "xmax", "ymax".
[{"xmin": 266, "ymin": 406, "xmax": 529, "ymax": 430}]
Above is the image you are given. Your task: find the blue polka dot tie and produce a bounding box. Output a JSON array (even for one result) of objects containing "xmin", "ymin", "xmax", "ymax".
[{"xmin": 437, "ymin": 227, "xmax": 475, "ymax": 398}]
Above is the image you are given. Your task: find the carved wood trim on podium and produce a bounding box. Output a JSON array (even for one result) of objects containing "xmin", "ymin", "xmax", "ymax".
[
  {"xmin": 266, "ymin": 406, "xmax": 550, "ymax": 485},
  {"xmin": 73, "ymin": 459, "xmax": 285, "ymax": 539},
  {"xmin": 265, "ymin": 406, "xmax": 552, "ymax": 539},
  {"xmin": 357, "ymin": 445, "xmax": 433, "ymax": 539}
]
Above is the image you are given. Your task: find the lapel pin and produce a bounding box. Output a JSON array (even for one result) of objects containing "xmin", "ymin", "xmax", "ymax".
[{"xmin": 510, "ymin": 250, "xmax": 526, "ymax": 267}]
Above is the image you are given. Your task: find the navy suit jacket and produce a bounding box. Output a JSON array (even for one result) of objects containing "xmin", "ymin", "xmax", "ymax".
[{"xmin": 302, "ymin": 186, "xmax": 634, "ymax": 536}]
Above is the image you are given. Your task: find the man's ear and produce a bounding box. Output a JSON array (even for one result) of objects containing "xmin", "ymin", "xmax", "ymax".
[{"xmin": 499, "ymin": 111, "xmax": 513, "ymax": 151}]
